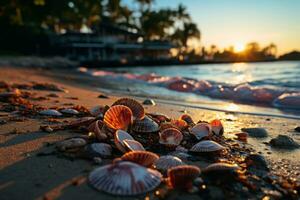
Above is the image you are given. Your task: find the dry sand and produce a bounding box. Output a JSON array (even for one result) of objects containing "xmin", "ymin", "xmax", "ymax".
[{"xmin": 0, "ymin": 66, "xmax": 299, "ymax": 200}]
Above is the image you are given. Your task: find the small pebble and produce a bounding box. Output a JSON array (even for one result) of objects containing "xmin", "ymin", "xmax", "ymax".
[
  {"xmin": 143, "ymin": 98, "xmax": 156, "ymax": 106},
  {"xmin": 93, "ymin": 157, "xmax": 103, "ymax": 164}
]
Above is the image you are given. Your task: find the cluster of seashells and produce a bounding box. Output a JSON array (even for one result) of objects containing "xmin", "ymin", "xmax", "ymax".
[{"xmin": 55, "ymin": 97, "xmax": 242, "ymax": 196}]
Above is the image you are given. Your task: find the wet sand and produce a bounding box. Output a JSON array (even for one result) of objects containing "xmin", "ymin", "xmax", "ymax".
[{"xmin": 0, "ymin": 66, "xmax": 299, "ymax": 200}]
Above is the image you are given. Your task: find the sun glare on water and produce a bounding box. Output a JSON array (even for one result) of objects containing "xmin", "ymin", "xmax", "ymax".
[{"xmin": 234, "ymin": 43, "xmax": 245, "ymax": 52}]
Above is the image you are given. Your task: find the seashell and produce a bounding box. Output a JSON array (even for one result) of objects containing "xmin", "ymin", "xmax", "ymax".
[
  {"xmin": 210, "ymin": 119, "xmax": 224, "ymax": 135},
  {"xmin": 235, "ymin": 132, "xmax": 248, "ymax": 142},
  {"xmin": 159, "ymin": 128, "xmax": 183, "ymax": 147},
  {"xmin": 179, "ymin": 114, "xmax": 194, "ymax": 126},
  {"xmin": 159, "ymin": 122, "xmax": 178, "ymax": 132},
  {"xmin": 190, "ymin": 140, "xmax": 225, "ymax": 153},
  {"xmin": 114, "ymin": 130, "xmax": 134, "ymax": 153},
  {"xmin": 112, "ymin": 98, "xmax": 145, "ymax": 120},
  {"xmin": 56, "ymin": 138, "xmax": 87, "ymax": 151},
  {"xmin": 171, "ymin": 119, "xmax": 188, "ymax": 131},
  {"xmin": 121, "ymin": 151, "xmax": 159, "ymax": 167},
  {"xmin": 89, "ymin": 160, "xmax": 162, "ymax": 196},
  {"xmin": 131, "ymin": 116, "xmax": 159, "ymax": 133},
  {"xmin": 143, "ymin": 98, "xmax": 156, "ymax": 106},
  {"xmin": 68, "ymin": 117, "xmax": 95, "ymax": 128},
  {"xmin": 123, "ymin": 139, "xmax": 145, "ymax": 151},
  {"xmin": 89, "ymin": 105, "xmax": 110, "ymax": 117},
  {"xmin": 87, "ymin": 120, "xmax": 107, "ymax": 141},
  {"xmin": 203, "ymin": 163, "xmax": 240, "ymax": 173},
  {"xmin": 147, "ymin": 112, "xmax": 170, "ymax": 122},
  {"xmin": 104, "ymin": 105, "xmax": 133, "ymax": 131},
  {"xmin": 167, "ymin": 165, "xmax": 201, "ymax": 190},
  {"xmin": 190, "ymin": 123, "xmax": 212, "ymax": 140},
  {"xmin": 39, "ymin": 109, "xmax": 62, "ymax": 116},
  {"xmin": 85, "ymin": 143, "xmax": 112, "ymax": 158},
  {"xmin": 60, "ymin": 108, "xmax": 79, "ymax": 115},
  {"xmin": 154, "ymin": 155, "xmax": 184, "ymax": 173}
]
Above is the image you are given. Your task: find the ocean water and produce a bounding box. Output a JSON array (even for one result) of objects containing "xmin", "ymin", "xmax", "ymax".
[{"xmin": 79, "ymin": 61, "xmax": 300, "ymax": 118}]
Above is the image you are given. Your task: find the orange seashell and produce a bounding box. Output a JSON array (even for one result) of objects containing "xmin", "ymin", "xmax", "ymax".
[
  {"xmin": 171, "ymin": 119, "xmax": 188, "ymax": 131},
  {"xmin": 159, "ymin": 128, "xmax": 183, "ymax": 147},
  {"xmin": 104, "ymin": 105, "xmax": 133, "ymax": 131},
  {"xmin": 210, "ymin": 119, "xmax": 224, "ymax": 135},
  {"xmin": 114, "ymin": 130, "xmax": 134, "ymax": 153},
  {"xmin": 179, "ymin": 114, "xmax": 194, "ymax": 126},
  {"xmin": 87, "ymin": 120, "xmax": 107, "ymax": 141},
  {"xmin": 121, "ymin": 151, "xmax": 159, "ymax": 167},
  {"xmin": 147, "ymin": 113, "xmax": 170, "ymax": 122},
  {"xmin": 123, "ymin": 139, "xmax": 145, "ymax": 152},
  {"xmin": 112, "ymin": 98, "xmax": 145, "ymax": 120},
  {"xmin": 167, "ymin": 165, "xmax": 201, "ymax": 190}
]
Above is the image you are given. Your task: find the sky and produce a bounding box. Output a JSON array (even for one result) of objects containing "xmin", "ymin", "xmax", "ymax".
[{"xmin": 125, "ymin": 0, "xmax": 300, "ymax": 54}]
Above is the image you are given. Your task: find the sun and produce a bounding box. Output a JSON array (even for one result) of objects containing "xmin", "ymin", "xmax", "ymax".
[{"xmin": 234, "ymin": 43, "xmax": 245, "ymax": 53}]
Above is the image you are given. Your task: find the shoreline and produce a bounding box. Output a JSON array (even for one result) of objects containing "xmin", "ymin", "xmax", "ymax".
[{"xmin": 0, "ymin": 66, "xmax": 299, "ymax": 199}]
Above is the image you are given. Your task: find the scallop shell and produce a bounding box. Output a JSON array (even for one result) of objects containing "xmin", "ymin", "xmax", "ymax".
[
  {"xmin": 87, "ymin": 120, "xmax": 107, "ymax": 141},
  {"xmin": 171, "ymin": 119, "xmax": 188, "ymax": 131},
  {"xmin": 121, "ymin": 151, "xmax": 159, "ymax": 167},
  {"xmin": 190, "ymin": 140, "xmax": 225, "ymax": 153},
  {"xmin": 190, "ymin": 123, "xmax": 212, "ymax": 140},
  {"xmin": 159, "ymin": 122, "xmax": 179, "ymax": 132},
  {"xmin": 203, "ymin": 163, "xmax": 240, "ymax": 173},
  {"xmin": 56, "ymin": 138, "xmax": 87, "ymax": 152},
  {"xmin": 210, "ymin": 119, "xmax": 224, "ymax": 135},
  {"xmin": 131, "ymin": 116, "xmax": 159, "ymax": 133},
  {"xmin": 112, "ymin": 98, "xmax": 145, "ymax": 120},
  {"xmin": 89, "ymin": 160, "xmax": 162, "ymax": 196},
  {"xmin": 159, "ymin": 128, "xmax": 183, "ymax": 147},
  {"xmin": 167, "ymin": 165, "xmax": 201, "ymax": 190},
  {"xmin": 147, "ymin": 113, "xmax": 170, "ymax": 122},
  {"xmin": 114, "ymin": 130, "xmax": 134, "ymax": 153},
  {"xmin": 85, "ymin": 143, "xmax": 112, "ymax": 158},
  {"xmin": 123, "ymin": 139, "xmax": 145, "ymax": 151},
  {"xmin": 104, "ymin": 105, "xmax": 133, "ymax": 131},
  {"xmin": 60, "ymin": 108, "xmax": 79, "ymax": 115},
  {"xmin": 179, "ymin": 114, "xmax": 195, "ymax": 126},
  {"xmin": 39, "ymin": 109, "xmax": 62, "ymax": 116},
  {"xmin": 154, "ymin": 155, "xmax": 184, "ymax": 173}
]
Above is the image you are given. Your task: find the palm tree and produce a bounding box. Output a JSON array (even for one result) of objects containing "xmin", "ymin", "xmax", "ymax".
[
  {"xmin": 135, "ymin": 0, "xmax": 154, "ymax": 12},
  {"xmin": 175, "ymin": 4, "xmax": 191, "ymax": 22}
]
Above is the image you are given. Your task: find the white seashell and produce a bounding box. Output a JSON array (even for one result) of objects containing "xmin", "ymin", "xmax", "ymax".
[
  {"xmin": 39, "ymin": 109, "xmax": 62, "ymax": 116},
  {"xmin": 154, "ymin": 155, "xmax": 185, "ymax": 173},
  {"xmin": 89, "ymin": 160, "xmax": 162, "ymax": 195},
  {"xmin": 60, "ymin": 108, "xmax": 79, "ymax": 115},
  {"xmin": 114, "ymin": 130, "xmax": 134, "ymax": 153},
  {"xmin": 190, "ymin": 140, "xmax": 225, "ymax": 153},
  {"xmin": 86, "ymin": 143, "xmax": 112, "ymax": 158},
  {"xmin": 190, "ymin": 123, "xmax": 212, "ymax": 140},
  {"xmin": 56, "ymin": 138, "xmax": 87, "ymax": 151},
  {"xmin": 123, "ymin": 139, "xmax": 145, "ymax": 151}
]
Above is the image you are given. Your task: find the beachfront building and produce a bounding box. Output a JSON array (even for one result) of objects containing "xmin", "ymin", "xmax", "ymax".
[{"xmin": 55, "ymin": 23, "xmax": 175, "ymax": 65}]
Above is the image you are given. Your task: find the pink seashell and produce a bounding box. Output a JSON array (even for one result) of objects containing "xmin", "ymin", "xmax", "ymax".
[
  {"xmin": 154, "ymin": 155, "xmax": 184, "ymax": 173},
  {"xmin": 123, "ymin": 139, "xmax": 145, "ymax": 152},
  {"xmin": 87, "ymin": 120, "xmax": 107, "ymax": 141},
  {"xmin": 167, "ymin": 165, "xmax": 201, "ymax": 190},
  {"xmin": 89, "ymin": 160, "xmax": 162, "ymax": 195},
  {"xmin": 190, "ymin": 140, "xmax": 225, "ymax": 153},
  {"xmin": 190, "ymin": 123, "xmax": 212, "ymax": 140},
  {"xmin": 114, "ymin": 130, "xmax": 134, "ymax": 153},
  {"xmin": 112, "ymin": 98, "xmax": 145, "ymax": 120},
  {"xmin": 104, "ymin": 105, "xmax": 133, "ymax": 131},
  {"xmin": 210, "ymin": 119, "xmax": 224, "ymax": 135},
  {"xmin": 159, "ymin": 128, "xmax": 183, "ymax": 147},
  {"xmin": 121, "ymin": 151, "xmax": 159, "ymax": 167},
  {"xmin": 85, "ymin": 143, "xmax": 112, "ymax": 158},
  {"xmin": 131, "ymin": 116, "xmax": 159, "ymax": 133}
]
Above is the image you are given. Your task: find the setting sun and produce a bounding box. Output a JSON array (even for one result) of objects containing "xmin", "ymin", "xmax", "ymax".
[{"xmin": 234, "ymin": 43, "xmax": 245, "ymax": 52}]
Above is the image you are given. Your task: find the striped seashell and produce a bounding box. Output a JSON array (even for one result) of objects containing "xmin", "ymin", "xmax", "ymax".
[
  {"xmin": 60, "ymin": 108, "xmax": 79, "ymax": 115},
  {"xmin": 179, "ymin": 114, "xmax": 195, "ymax": 126},
  {"xmin": 190, "ymin": 140, "xmax": 225, "ymax": 153},
  {"xmin": 85, "ymin": 143, "xmax": 112, "ymax": 158},
  {"xmin": 147, "ymin": 112, "xmax": 170, "ymax": 123},
  {"xmin": 87, "ymin": 120, "xmax": 107, "ymax": 141},
  {"xmin": 89, "ymin": 160, "xmax": 162, "ymax": 196},
  {"xmin": 203, "ymin": 163, "xmax": 240, "ymax": 173},
  {"xmin": 154, "ymin": 155, "xmax": 185, "ymax": 173},
  {"xmin": 121, "ymin": 151, "xmax": 159, "ymax": 167},
  {"xmin": 123, "ymin": 139, "xmax": 145, "ymax": 152},
  {"xmin": 68, "ymin": 117, "xmax": 95, "ymax": 128},
  {"xmin": 167, "ymin": 165, "xmax": 201, "ymax": 190},
  {"xmin": 159, "ymin": 128, "xmax": 183, "ymax": 147},
  {"xmin": 39, "ymin": 109, "xmax": 62, "ymax": 116},
  {"xmin": 190, "ymin": 123, "xmax": 212, "ymax": 140},
  {"xmin": 131, "ymin": 116, "xmax": 159, "ymax": 133},
  {"xmin": 210, "ymin": 119, "xmax": 224, "ymax": 135},
  {"xmin": 171, "ymin": 119, "xmax": 188, "ymax": 131},
  {"xmin": 89, "ymin": 105, "xmax": 109, "ymax": 117},
  {"xmin": 112, "ymin": 98, "xmax": 145, "ymax": 120},
  {"xmin": 159, "ymin": 122, "xmax": 179, "ymax": 132},
  {"xmin": 104, "ymin": 105, "xmax": 133, "ymax": 131},
  {"xmin": 114, "ymin": 130, "xmax": 134, "ymax": 153}
]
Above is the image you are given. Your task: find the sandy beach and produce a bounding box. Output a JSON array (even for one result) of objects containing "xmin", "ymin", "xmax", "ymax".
[{"xmin": 0, "ymin": 65, "xmax": 299, "ymax": 200}]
